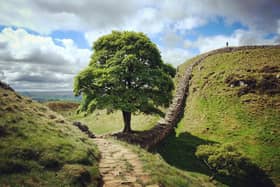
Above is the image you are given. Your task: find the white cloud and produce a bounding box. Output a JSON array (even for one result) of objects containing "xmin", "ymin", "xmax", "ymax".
[
  {"xmin": 0, "ymin": 0, "xmax": 144, "ymax": 34},
  {"xmin": 1, "ymin": 0, "xmax": 279, "ymax": 35},
  {"xmin": 124, "ymin": 7, "xmax": 165, "ymax": 35},
  {"xmin": 162, "ymin": 32, "xmax": 183, "ymax": 48},
  {"xmin": 174, "ymin": 17, "xmax": 206, "ymax": 31},
  {"xmin": 84, "ymin": 7, "xmax": 165, "ymax": 45},
  {"xmin": 159, "ymin": 0, "xmax": 280, "ymax": 33},
  {"xmin": 192, "ymin": 35, "xmax": 239, "ymax": 53},
  {"xmin": 160, "ymin": 47, "xmax": 193, "ymax": 67},
  {"xmin": 0, "ymin": 28, "xmax": 91, "ymax": 91},
  {"xmin": 85, "ymin": 29, "xmax": 113, "ymax": 46},
  {"xmin": 191, "ymin": 29, "xmax": 279, "ymax": 53},
  {"xmin": 0, "ymin": 0, "xmax": 280, "ymax": 91}
]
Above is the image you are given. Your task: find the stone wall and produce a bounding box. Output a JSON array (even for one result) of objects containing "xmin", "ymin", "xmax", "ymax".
[{"xmin": 113, "ymin": 45, "xmax": 280, "ymax": 150}]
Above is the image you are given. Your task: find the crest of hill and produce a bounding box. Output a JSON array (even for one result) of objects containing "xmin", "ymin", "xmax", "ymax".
[{"xmin": 0, "ymin": 81, "xmax": 101, "ymax": 186}]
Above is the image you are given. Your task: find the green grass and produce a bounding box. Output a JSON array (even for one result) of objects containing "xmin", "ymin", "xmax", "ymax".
[
  {"xmin": 0, "ymin": 88, "xmax": 101, "ymax": 186},
  {"xmin": 66, "ymin": 109, "xmax": 161, "ymax": 135},
  {"xmin": 4, "ymin": 47, "xmax": 278, "ymax": 186},
  {"xmin": 113, "ymin": 138, "xmax": 225, "ymax": 187},
  {"xmin": 157, "ymin": 47, "xmax": 280, "ymax": 186}
]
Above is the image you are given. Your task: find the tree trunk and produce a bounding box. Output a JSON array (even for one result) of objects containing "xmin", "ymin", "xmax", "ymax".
[{"xmin": 122, "ymin": 111, "xmax": 132, "ymax": 133}]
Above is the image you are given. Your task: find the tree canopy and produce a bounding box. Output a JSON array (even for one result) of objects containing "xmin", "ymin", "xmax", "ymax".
[{"xmin": 74, "ymin": 31, "xmax": 175, "ymax": 133}]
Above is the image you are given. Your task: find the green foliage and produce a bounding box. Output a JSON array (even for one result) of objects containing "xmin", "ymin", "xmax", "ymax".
[
  {"xmin": 195, "ymin": 143, "xmax": 275, "ymax": 186},
  {"xmin": 195, "ymin": 144, "xmax": 251, "ymax": 177},
  {"xmin": 162, "ymin": 63, "xmax": 176, "ymax": 77},
  {"xmin": 74, "ymin": 31, "xmax": 175, "ymax": 116}
]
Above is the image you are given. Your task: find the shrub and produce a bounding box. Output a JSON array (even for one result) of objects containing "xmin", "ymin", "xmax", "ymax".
[
  {"xmin": 195, "ymin": 144, "xmax": 253, "ymax": 177},
  {"xmin": 195, "ymin": 144, "xmax": 275, "ymax": 186}
]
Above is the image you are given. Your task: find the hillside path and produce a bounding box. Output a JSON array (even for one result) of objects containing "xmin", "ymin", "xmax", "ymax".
[{"xmin": 94, "ymin": 138, "xmax": 158, "ymax": 187}]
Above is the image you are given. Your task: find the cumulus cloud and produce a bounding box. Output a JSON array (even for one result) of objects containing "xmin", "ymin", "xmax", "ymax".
[
  {"xmin": 1, "ymin": 0, "xmax": 279, "ymax": 35},
  {"xmin": 160, "ymin": 47, "xmax": 193, "ymax": 66},
  {"xmin": 190, "ymin": 29, "xmax": 279, "ymax": 53},
  {"xmin": 85, "ymin": 30, "xmax": 113, "ymax": 47},
  {"xmin": 174, "ymin": 17, "xmax": 207, "ymax": 31},
  {"xmin": 0, "ymin": 0, "xmax": 280, "ymax": 91},
  {"xmin": 84, "ymin": 7, "xmax": 165, "ymax": 45},
  {"xmin": 159, "ymin": 0, "xmax": 280, "ymax": 33},
  {"xmin": 1, "ymin": 1, "xmax": 279, "ymax": 49},
  {"xmin": 162, "ymin": 32, "xmax": 184, "ymax": 48},
  {"xmin": 0, "ymin": 28, "xmax": 91, "ymax": 91},
  {"xmin": 0, "ymin": 0, "xmax": 144, "ymax": 34}
]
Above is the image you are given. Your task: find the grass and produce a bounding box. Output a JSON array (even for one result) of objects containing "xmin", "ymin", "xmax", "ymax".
[
  {"xmin": 0, "ymin": 87, "xmax": 101, "ymax": 186},
  {"xmin": 63, "ymin": 108, "xmax": 161, "ymax": 135},
  {"xmin": 157, "ymin": 47, "xmax": 280, "ymax": 186},
  {"xmin": 44, "ymin": 101, "xmax": 79, "ymax": 117},
  {"xmin": 113, "ymin": 138, "xmax": 225, "ymax": 187},
  {"xmin": 46, "ymin": 98, "xmax": 221, "ymax": 186},
  {"xmin": 4, "ymin": 47, "xmax": 278, "ymax": 186}
]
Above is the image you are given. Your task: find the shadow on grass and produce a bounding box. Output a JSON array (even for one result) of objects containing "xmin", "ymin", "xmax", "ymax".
[
  {"xmin": 155, "ymin": 132, "xmax": 275, "ymax": 187},
  {"xmin": 155, "ymin": 132, "xmax": 214, "ymax": 175}
]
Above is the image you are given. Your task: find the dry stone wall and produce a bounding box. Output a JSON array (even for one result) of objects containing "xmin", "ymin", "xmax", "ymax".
[{"xmin": 113, "ymin": 45, "xmax": 280, "ymax": 150}]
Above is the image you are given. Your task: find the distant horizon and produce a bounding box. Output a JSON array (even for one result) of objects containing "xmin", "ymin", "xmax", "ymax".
[
  {"xmin": 18, "ymin": 89, "xmax": 74, "ymax": 93},
  {"xmin": 18, "ymin": 89, "xmax": 81, "ymax": 102}
]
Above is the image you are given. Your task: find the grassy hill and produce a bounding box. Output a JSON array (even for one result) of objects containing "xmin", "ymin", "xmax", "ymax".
[
  {"xmin": 45, "ymin": 103, "xmax": 224, "ymax": 187},
  {"xmin": 4, "ymin": 46, "xmax": 278, "ymax": 186},
  {"xmin": 0, "ymin": 83, "xmax": 101, "ymax": 186},
  {"xmin": 2, "ymin": 86, "xmax": 218, "ymax": 187},
  {"xmin": 157, "ymin": 46, "xmax": 280, "ymax": 186}
]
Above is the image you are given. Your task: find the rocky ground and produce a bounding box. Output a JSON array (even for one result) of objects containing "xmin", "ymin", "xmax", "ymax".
[{"xmin": 94, "ymin": 138, "xmax": 158, "ymax": 187}]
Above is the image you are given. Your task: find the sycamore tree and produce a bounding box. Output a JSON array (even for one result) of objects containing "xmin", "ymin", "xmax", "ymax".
[{"xmin": 74, "ymin": 31, "xmax": 175, "ymax": 133}]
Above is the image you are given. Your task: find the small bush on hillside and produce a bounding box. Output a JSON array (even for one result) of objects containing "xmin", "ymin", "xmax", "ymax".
[
  {"xmin": 195, "ymin": 144, "xmax": 275, "ymax": 186},
  {"xmin": 196, "ymin": 144, "xmax": 254, "ymax": 177}
]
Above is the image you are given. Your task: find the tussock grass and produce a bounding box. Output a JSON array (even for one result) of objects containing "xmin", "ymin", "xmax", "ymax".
[{"xmin": 0, "ymin": 87, "xmax": 101, "ymax": 186}]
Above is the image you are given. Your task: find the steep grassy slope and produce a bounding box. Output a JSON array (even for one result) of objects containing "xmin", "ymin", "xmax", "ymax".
[
  {"xmin": 0, "ymin": 84, "xmax": 101, "ymax": 186},
  {"xmin": 157, "ymin": 47, "xmax": 280, "ymax": 186}
]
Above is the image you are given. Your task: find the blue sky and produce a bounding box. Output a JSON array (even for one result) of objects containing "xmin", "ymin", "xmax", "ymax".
[
  {"xmin": 51, "ymin": 30, "xmax": 90, "ymax": 49},
  {"xmin": 0, "ymin": 0, "xmax": 279, "ymax": 91}
]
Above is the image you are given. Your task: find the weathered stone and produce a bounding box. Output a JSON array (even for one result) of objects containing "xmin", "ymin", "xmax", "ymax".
[{"xmin": 95, "ymin": 138, "xmax": 153, "ymax": 186}]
